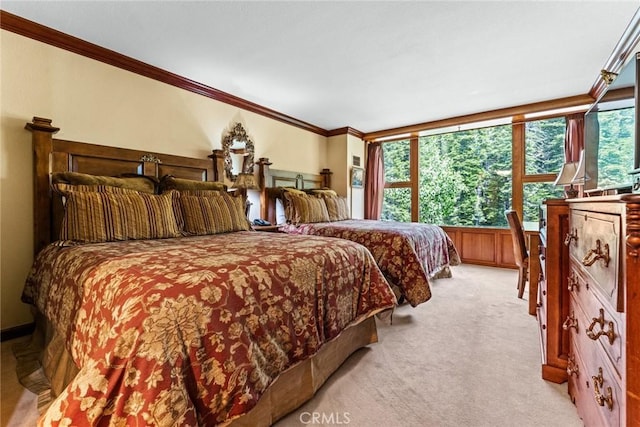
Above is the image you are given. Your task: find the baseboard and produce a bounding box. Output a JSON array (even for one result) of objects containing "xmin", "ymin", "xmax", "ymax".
[{"xmin": 1, "ymin": 322, "xmax": 35, "ymax": 342}]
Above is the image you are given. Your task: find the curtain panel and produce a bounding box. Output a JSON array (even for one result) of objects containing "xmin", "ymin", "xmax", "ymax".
[
  {"xmin": 564, "ymin": 113, "xmax": 585, "ymax": 162},
  {"xmin": 364, "ymin": 142, "xmax": 384, "ymax": 219}
]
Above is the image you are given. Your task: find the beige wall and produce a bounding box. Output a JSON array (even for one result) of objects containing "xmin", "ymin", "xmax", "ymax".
[
  {"xmin": 0, "ymin": 30, "xmax": 334, "ymax": 329},
  {"xmin": 347, "ymin": 134, "xmax": 366, "ymax": 219},
  {"xmin": 325, "ymin": 133, "xmax": 367, "ymax": 219},
  {"xmin": 326, "ymin": 135, "xmax": 348, "ymax": 195}
]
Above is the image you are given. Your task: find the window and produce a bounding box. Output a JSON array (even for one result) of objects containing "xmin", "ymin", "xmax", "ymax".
[
  {"xmin": 523, "ymin": 182, "xmax": 562, "ymax": 223},
  {"xmin": 418, "ymin": 125, "xmax": 512, "ymax": 226},
  {"xmin": 381, "ymin": 140, "xmax": 411, "ymax": 221},
  {"xmin": 522, "ymin": 117, "xmax": 566, "ymax": 224},
  {"xmin": 375, "ymin": 107, "xmax": 585, "ymax": 229},
  {"xmin": 382, "ymin": 139, "xmax": 410, "ymax": 181},
  {"xmin": 596, "ymin": 107, "xmax": 635, "ymax": 188},
  {"xmin": 525, "ymin": 117, "xmax": 565, "ymax": 175},
  {"xmin": 381, "ymin": 188, "xmax": 411, "ymax": 222}
]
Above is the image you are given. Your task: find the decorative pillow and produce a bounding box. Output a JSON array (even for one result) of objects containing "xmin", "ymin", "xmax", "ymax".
[
  {"xmin": 159, "ymin": 175, "xmax": 226, "ymax": 193},
  {"xmin": 324, "ymin": 196, "xmax": 350, "ymax": 221},
  {"xmin": 281, "ymin": 187, "xmax": 307, "ymax": 196},
  {"xmin": 59, "ymin": 191, "xmax": 182, "ymax": 243},
  {"xmin": 179, "ymin": 192, "xmax": 251, "ymax": 235},
  {"xmin": 285, "ymin": 193, "xmax": 330, "ymax": 224},
  {"xmin": 52, "ymin": 183, "xmax": 142, "ymax": 197},
  {"xmin": 52, "ymin": 171, "xmax": 157, "ymax": 194},
  {"xmin": 275, "ymin": 198, "xmax": 287, "ymax": 225},
  {"xmin": 310, "ymin": 189, "xmax": 338, "ymax": 198},
  {"xmin": 277, "ymin": 187, "xmax": 307, "ymax": 223},
  {"xmin": 170, "ymin": 189, "xmax": 231, "ymax": 231}
]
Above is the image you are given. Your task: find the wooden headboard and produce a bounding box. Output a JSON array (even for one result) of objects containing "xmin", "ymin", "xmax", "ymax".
[
  {"xmin": 26, "ymin": 116, "xmax": 225, "ymax": 254},
  {"xmin": 257, "ymin": 157, "xmax": 332, "ymax": 224}
]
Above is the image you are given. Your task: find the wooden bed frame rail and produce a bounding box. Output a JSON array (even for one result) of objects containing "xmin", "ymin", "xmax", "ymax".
[{"xmin": 26, "ymin": 117, "xmax": 225, "ymax": 255}]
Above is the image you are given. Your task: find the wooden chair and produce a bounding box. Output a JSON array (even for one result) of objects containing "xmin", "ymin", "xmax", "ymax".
[{"xmin": 505, "ymin": 210, "xmax": 529, "ymax": 299}]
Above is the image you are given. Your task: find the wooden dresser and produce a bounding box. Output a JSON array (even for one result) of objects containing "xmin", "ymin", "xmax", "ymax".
[
  {"xmin": 562, "ymin": 195, "xmax": 640, "ymax": 426},
  {"xmin": 538, "ymin": 199, "xmax": 571, "ymax": 383}
]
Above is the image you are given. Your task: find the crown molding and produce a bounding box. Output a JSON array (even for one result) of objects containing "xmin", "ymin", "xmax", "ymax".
[
  {"xmin": 327, "ymin": 127, "xmax": 365, "ymax": 139},
  {"xmin": 0, "ymin": 11, "xmax": 328, "ymax": 137}
]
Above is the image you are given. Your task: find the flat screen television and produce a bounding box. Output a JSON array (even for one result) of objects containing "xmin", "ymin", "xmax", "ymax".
[{"xmin": 583, "ymin": 52, "xmax": 639, "ymax": 194}]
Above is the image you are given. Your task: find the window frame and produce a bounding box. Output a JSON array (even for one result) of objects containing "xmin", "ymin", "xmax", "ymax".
[
  {"xmin": 382, "ymin": 136, "xmax": 419, "ymax": 222},
  {"xmin": 378, "ymin": 103, "xmax": 589, "ymax": 226}
]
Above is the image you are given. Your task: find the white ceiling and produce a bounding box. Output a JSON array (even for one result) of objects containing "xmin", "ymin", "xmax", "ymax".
[{"xmin": 2, "ymin": 1, "xmax": 639, "ymax": 134}]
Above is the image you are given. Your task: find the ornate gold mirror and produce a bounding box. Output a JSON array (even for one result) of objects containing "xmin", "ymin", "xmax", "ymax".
[{"xmin": 223, "ymin": 123, "xmax": 255, "ymax": 181}]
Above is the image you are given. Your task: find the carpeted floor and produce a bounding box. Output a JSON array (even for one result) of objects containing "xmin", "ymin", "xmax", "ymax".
[
  {"xmin": 276, "ymin": 264, "xmax": 582, "ymax": 427},
  {"xmin": 1, "ymin": 264, "xmax": 582, "ymax": 426}
]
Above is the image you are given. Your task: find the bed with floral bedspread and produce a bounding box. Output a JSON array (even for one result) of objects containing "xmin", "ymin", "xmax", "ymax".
[
  {"xmin": 23, "ymin": 231, "xmax": 395, "ymax": 426},
  {"xmin": 280, "ymin": 219, "xmax": 461, "ymax": 307}
]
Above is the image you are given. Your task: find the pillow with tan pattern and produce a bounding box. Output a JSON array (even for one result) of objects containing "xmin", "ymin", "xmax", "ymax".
[
  {"xmin": 52, "ymin": 171, "xmax": 157, "ymax": 194},
  {"xmin": 52, "ymin": 183, "xmax": 143, "ymax": 197},
  {"xmin": 310, "ymin": 189, "xmax": 338, "ymax": 198},
  {"xmin": 285, "ymin": 192, "xmax": 330, "ymax": 225},
  {"xmin": 159, "ymin": 175, "xmax": 226, "ymax": 193},
  {"xmin": 324, "ymin": 196, "xmax": 350, "ymax": 221},
  {"xmin": 278, "ymin": 187, "xmax": 311, "ymax": 223},
  {"xmin": 60, "ymin": 190, "xmax": 182, "ymax": 243},
  {"xmin": 179, "ymin": 192, "xmax": 251, "ymax": 235}
]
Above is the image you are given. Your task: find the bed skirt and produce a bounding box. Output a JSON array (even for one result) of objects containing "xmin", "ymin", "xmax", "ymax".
[{"xmin": 15, "ymin": 313, "xmax": 379, "ymax": 425}]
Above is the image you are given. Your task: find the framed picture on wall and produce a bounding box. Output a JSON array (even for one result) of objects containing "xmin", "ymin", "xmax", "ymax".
[{"xmin": 351, "ymin": 167, "xmax": 364, "ymax": 188}]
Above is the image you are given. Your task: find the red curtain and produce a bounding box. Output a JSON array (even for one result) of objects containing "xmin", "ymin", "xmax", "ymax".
[
  {"xmin": 564, "ymin": 113, "xmax": 584, "ymax": 162},
  {"xmin": 364, "ymin": 142, "xmax": 385, "ymax": 219}
]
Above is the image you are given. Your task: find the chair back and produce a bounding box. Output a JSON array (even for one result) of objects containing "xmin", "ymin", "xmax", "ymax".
[{"xmin": 505, "ymin": 210, "xmax": 528, "ymax": 266}]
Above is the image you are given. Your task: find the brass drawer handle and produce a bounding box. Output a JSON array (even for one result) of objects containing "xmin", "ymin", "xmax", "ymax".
[
  {"xmin": 567, "ymin": 354, "xmax": 579, "ymax": 378},
  {"xmin": 568, "ymin": 271, "xmax": 579, "ymax": 292},
  {"xmin": 586, "ymin": 308, "xmax": 616, "ymax": 345},
  {"xmin": 582, "ymin": 239, "xmax": 610, "ymax": 267},
  {"xmin": 562, "ymin": 312, "xmax": 578, "ymax": 332},
  {"xmin": 564, "ymin": 228, "xmax": 578, "ymax": 246},
  {"xmin": 592, "ymin": 367, "xmax": 614, "ymax": 411}
]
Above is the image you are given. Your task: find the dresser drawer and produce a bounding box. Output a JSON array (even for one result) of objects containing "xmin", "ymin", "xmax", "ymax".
[
  {"xmin": 567, "ymin": 335, "xmax": 622, "ymax": 427},
  {"xmin": 566, "ymin": 289, "xmax": 623, "ymax": 378},
  {"xmin": 568, "ymin": 210, "xmax": 621, "ymax": 311}
]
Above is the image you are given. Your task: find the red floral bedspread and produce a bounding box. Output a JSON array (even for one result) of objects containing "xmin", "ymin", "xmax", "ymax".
[
  {"xmin": 23, "ymin": 232, "xmax": 395, "ymax": 426},
  {"xmin": 281, "ymin": 220, "xmax": 460, "ymax": 307}
]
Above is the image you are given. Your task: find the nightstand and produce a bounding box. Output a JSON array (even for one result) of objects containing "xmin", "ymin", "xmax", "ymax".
[{"xmin": 252, "ymin": 225, "xmax": 281, "ymax": 233}]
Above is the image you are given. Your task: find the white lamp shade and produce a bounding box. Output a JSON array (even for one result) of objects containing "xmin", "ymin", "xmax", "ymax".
[
  {"xmin": 554, "ymin": 162, "xmax": 578, "ymax": 186},
  {"xmin": 571, "ymin": 150, "xmax": 590, "ymax": 184}
]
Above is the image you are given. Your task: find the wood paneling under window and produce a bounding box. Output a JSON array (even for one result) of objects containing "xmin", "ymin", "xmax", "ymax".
[{"xmin": 443, "ymin": 226, "xmax": 538, "ymax": 269}]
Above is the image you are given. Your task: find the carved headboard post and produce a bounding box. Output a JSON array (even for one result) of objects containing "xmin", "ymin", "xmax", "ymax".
[
  {"xmin": 25, "ymin": 117, "xmax": 60, "ymax": 255},
  {"xmin": 258, "ymin": 158, "xmax": 273, "ymax": 220},
  {"xmin": 209, "ymin": 149, "xmax": 225, "ymax": 182},
  {"xmin": 320, "ymin": 168, "xmax": 332, "ymax": 189},
  {"xmin": 257, "ymin": 157, "xmax": 272, "ymax": 190}
]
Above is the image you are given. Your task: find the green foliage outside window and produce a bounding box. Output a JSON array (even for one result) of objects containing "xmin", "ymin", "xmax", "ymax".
[
  {"xmin": 597, "ymin": 107, "xmax": 635, "ymax": 188},
  {"xmin": 416, "ymin": 140, "xmax": 466, "ymax": 224},
  {"xmin": 382, "ymin": 139, "xmax": 410, "ymax": 182},
  {"xmin": 381, "ymin": 118, "xmax": 569, "ymax": 227},
  {"xmin": 523, "ymin": 183, "xmax": 563, "ymax": 223},
  {"xmin": 525, "ymin": 117, "xmax": 565, "ymax": 175},
  {"xmin": 381, "ymin": 188, "xmax": 411, "ymax": 222},
  {"xmin": 420, "ymin": 126, "xmax": 513, "ymax": 226},
  {"xmin": 523, "ymin": 117, "xmax": 566, "ymax": 223},
  {"xmin": 381, "ymin": 141, "xmax": 412, "ymax": 222}
]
